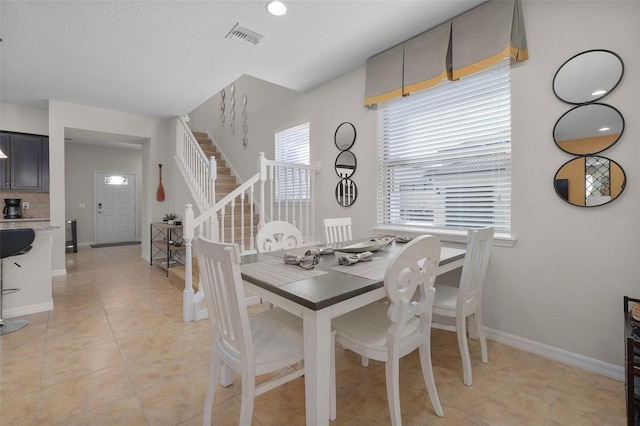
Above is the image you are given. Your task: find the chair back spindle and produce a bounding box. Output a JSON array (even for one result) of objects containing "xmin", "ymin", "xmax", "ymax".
[{"xmin": 323, "ymin": 217, "xmax": 352, "ymax": 244}]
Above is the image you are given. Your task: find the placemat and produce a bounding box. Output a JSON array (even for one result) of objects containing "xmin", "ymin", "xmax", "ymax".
[
  {"xmin": 330, "ymin": 257, "xmax": 388, "ymax": 281},
  {"xmin": 241, "ymin": 257, "xmax": 328, "ymax": 287}
]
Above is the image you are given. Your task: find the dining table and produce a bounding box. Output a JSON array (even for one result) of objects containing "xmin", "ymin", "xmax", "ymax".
[{"xmin": 239, "ymin": 236, "xmax": 466, "ymax": 426}]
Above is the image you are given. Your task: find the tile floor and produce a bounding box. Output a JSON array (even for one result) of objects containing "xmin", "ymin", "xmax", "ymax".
[{"xmin": 0, "ymin": 245, "xmax": 627, "ymax": 425}]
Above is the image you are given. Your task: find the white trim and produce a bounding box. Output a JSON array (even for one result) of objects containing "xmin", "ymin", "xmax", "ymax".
[
  {"xmin": 52, "ymin": 268, "xmax": 66, "ymax": 276},
  {"xmin": 485, "ymin": 327, "xmax": 623, "ymax": 381},
  {"xmin": 4, "ymin": 301, "xmax": 53, "ymax": 318}
]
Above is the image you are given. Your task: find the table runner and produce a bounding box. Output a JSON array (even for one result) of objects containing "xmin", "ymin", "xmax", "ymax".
[{"xmin": 241, "ymin": 257, "xmax": 328, "ymax": 287}]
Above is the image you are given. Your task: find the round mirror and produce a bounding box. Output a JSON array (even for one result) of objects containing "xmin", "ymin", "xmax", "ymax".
[
  {"xmin": 336, "ymin": 178, "xmax": 357, "ymax": 207},
  {"xmin": 553, "ymin": 50, "xmax": 623, "ymax": 104},
  {"xmin": 553, "ymin": 103, "xmax": 624, "ymax": 155},
  {"xmin": 334, "ymin": 122, "xmax": 356, "ymax": 151},
  {"xmin": 335, "ymin": 151, "xmax": 357, "ymax": 178},
  {"xmin": 554, "ymin": 155, "xmax": 626, "ymax": 207}
]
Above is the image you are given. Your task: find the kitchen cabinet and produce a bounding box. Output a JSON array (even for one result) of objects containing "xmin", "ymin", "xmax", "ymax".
[{"xmin": 0, "ymin": 132, "xmax": 50, "ymax": 191}]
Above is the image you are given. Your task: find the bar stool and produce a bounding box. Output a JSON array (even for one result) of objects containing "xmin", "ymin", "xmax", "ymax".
[
  {"xmin": 66, "ymin": 219, "xmax": 77, "ymax": 253},
  {"xmin": 0, "ymin": 228, "xmax": 35, "ymax": 335}
]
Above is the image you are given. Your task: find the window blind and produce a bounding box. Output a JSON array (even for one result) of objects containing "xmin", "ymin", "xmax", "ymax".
[
  {"xmin": 275, "ymin": 122, "xmax": 310, "ymax": 202},
  {"xmin": 377, "ymin": 59, "xmax": 511, "ymax": 234}
]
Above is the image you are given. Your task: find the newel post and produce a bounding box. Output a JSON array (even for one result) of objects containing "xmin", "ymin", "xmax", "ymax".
[
  {"xmin": 183, "ymin": 203, "xmax": 195, "ymax": 322},
  {"xmin": 258, "ymin": 152, "xmax": 267, "ymax": 229}
]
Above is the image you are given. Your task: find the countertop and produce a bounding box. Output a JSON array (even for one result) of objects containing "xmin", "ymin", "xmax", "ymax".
[{"xmin": 0, "ymin": 218, "xmax": 60, "ymax": 230}]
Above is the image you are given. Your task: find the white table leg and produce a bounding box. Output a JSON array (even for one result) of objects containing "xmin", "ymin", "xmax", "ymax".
[{"xmin": 303, "ymin": 308, "xmax": 332, "ymax": 426}]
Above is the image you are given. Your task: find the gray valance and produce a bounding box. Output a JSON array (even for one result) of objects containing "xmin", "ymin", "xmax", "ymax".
[
  {"xmin": 451, "ymin": 0, "xmax": 527, "ymax": 80},
  {"xmin": 403, "ymin": 21, "xmax": 452, "ymax": 96},
  {"xmin": 364, "ymin": 44, "xmax": 404, "ymax": 106},
  {"xmin": 364, "ymin": 0, "xmax": 528, "ymax": 107}
]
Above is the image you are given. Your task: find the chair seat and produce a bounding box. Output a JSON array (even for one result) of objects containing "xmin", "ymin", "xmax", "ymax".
[
  {"xmin": 333, "ymin": 301, "xmax": 421, "ymax": 359},
  {"xmin": 250, "ymin": 308, "xmax": 304, "ymax": 371},
  {"xmin": 432, "ymin": 284, "xmax": 459, "ymax": 311},
  {"xmin": 433, "ymin": 283, "xmax": 478, "ymax": 317},
  {"xmin": 0, "ymin": 228, "xmax": 35, "ymax": 259}
]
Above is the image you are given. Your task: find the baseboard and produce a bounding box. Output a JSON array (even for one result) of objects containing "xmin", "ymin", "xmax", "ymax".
[
  {"xmin": 52, "ymin": 268, "xmax": 66, "ymax": 276},
  {"xmin": 4, "ymin": 301, "xmax": 53, "ymax": 318},
  {"xmin": 485, "ymin": 327, "xmax": 624, "ymax": 381}
]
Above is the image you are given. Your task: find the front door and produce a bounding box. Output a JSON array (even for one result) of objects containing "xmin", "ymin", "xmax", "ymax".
[{"xmin": 95, "ymin": 172, "xmax": 136, "ymax": 244}]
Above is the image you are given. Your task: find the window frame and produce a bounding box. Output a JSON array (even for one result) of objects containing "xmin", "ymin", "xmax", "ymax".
[
  {"xmin": 375, "ymin": 59, "xmax": 515, "ymax": 246},
  {"xmin": 274, "ymin": 121, "xmax": 311, "ymax": 203}
]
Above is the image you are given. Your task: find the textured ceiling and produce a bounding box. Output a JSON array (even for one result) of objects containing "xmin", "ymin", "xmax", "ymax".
[{"xmin": 0, "ymin": 0, "xmax": 484, "ymax": 118}]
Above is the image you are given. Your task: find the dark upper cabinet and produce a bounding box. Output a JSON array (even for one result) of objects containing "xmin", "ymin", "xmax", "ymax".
[{"xmin": 0, "ymin": 132, "xmax": 50, "ymax": 191}]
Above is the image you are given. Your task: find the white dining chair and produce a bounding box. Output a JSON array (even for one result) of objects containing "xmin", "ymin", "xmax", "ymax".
[
  {"xmin": 331, "ymin": 235, "xmax": 444, "ymax": 424},
  {"xmin": 431, "ymin": 226, "xmax": 495, "ymax": 387},
  {"xmin": 323, "ymin": 217, "xmax": 352, "ymax": 244},
  {"xmin": 255, "ymin": 220, "xmax": 303, "ymax": 253},
  {"xmin": 194, "ymin": 237, "xmax": 335, "ymax": 425}
]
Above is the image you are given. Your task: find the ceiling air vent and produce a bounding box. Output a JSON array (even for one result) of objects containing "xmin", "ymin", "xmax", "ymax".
[{"xmin": 225, "ymin": 23, "xmax": 263, "ymax": 45}]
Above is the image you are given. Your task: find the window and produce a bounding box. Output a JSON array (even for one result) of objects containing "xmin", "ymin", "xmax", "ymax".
[
  {"xmin": 377, "ymin": 59, "xmax": 511, "ymax": 235},
  {"xmin": 104, "ymin": 175, "xmax": 128, "ymax": 185},
  {"xmin": 275, "ymin": 121, "xmax": 310, "ymax": 202}
]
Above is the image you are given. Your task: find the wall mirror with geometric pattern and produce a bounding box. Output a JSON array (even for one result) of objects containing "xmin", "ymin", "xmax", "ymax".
[{"xmin": 553, "ymin": 155, "xmax": 626, "ymax": 207}]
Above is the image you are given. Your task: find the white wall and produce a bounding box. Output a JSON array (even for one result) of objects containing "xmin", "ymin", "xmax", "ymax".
[
  {"xmin": 0, "ymin": 103, "xmax": 49, "ymax": 135},
  {"xmin": 65, "ymin": 143, "xmax": 143, "ymax": 245},
  {"xmin": 48, "ymin": 101, "xmax": 176, "ymax": 273},
  {"xmin": 188, "ymin": 70, "xmax": 378, "ymax": 240},
  {"xmin": 487, "ymin": 0, "xmax": 639, "ymax": 369},
  {"xmin": 188, "ymin": 1, "xmax": 640, "ymax": 369}
]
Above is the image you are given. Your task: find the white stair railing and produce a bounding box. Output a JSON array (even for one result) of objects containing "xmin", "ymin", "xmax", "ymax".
[
  {"xmin": 173, "ymin": 115, "xmax": 321, "ymax": 321},
  {"xmin": 175, "ymin": 115, "xmax": 216, "ymax": 213}
]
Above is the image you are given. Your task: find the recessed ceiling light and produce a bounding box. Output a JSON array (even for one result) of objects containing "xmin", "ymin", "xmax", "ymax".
[
  {"xmin": 599, "ymin": 127, "xmax": 610, "ymax": 132},
  {"xmin": 266, "ymin": 1, "xmax": 287, "ymax": 16},
  {"xmin": 592, "ymin": 89, "xmax": 607, "ymax": 96}
]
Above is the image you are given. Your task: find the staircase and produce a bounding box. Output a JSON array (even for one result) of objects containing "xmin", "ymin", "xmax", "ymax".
[
  {"xmin": 174, "ymin": 115, "xmax": 321, "ymax": 321},
  {"xmin": 168, "ymin": 131, "xmax": 257, "ymax": 291}
]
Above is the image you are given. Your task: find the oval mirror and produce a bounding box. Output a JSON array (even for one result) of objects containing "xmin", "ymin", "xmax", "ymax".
[
  {"xmin": 553, "ymin": 103, "xmax": 624, "ymax": 155},
  {"xmin": 553, "ymin": 50, "xmax": 623, "ymax": 104},
  {"xmin": 336, "ymin": 178, "xmax": 357, "ymax": 207},
  {"xmin": 335, "ymin": 151, "xmax": 357, "ymax": 178},
  {"xmin": 334, "ymin": 122, "xmax": 356, "ymax": 151},
  {"xmin": 554, "ymin": 155, "xmax": 626, "ymax": 207}
]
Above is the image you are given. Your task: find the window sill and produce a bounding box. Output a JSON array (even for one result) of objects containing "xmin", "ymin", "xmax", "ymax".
[{"xmin": 373, "ymin": 224, "xmax": 516, "ymax": 248}]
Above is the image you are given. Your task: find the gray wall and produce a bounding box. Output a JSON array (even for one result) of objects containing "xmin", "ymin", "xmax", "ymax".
[
  {"xmin": 188, "ymin": 0, "xmax": 640, "ymax": 370},
  {"xmin": 65, "ymin": 142, "xmax": 143, "ymax": 245}
]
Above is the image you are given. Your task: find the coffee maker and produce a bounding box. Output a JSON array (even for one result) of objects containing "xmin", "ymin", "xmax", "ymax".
[{"xmin": 3, "ymin": 198, "xmax": 22, "ymax": 219}]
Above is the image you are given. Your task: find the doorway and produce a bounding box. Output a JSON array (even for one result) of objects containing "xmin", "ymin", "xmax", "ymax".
[{"xmin": 95, "ymin": 171, "xmax": 137, "ymax": 244}]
